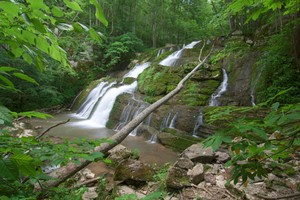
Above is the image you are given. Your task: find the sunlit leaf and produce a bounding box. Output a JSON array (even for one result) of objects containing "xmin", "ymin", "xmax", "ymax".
[
  {"xmin": 13, "ymin": 72, "xmax": 38, "ymax": 85},
  {"xmin": 63, "ymin": 0, "xmax": 83, "ymax": 12}
]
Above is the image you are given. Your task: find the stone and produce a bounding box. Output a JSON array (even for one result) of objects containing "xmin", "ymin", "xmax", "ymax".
[
  {"xmin": 174, "ymin": 157, "xmax": 194, "ymax": 170},
  {"xmin": 204, "ymin": 173, "xmax": 216, "ymax": 185},
  {"xmin": 82, "ymin": 168, "xmax": 95, "ymax": 179},
  {"xmin": 216, "ymin": 175, "xmax": 226, "ymax": 188},
  {"xmin": 114, "ymin": 159, "xmax": 154, "ymax": 185},
  {"xmin": 166, "ymin": 167, "xmax": 190, "ymax": 189},
  {"xmin": 108, "ymin": 145, "xmax": 135, "ymax": 164},
  {"xmin": 82, "ymin": 187, "xmax": 98, "ymax": 200},
  {"xmin": 116, "ymin": 185, "xmax": 146, "ymax": 199},
  {"xmin": 215, "ymin": 151, "xmax": 230, "ymax": 163},
  {"xmin": 187, "ymin": 163, "xmax": 204, "ymax": 184},
  {"xmin": 182, "ymin": 144, "xmax": 215, "ymax": 163}
]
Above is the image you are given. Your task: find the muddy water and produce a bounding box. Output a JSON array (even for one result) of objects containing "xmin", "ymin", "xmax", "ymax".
[{"xmin": 29, "ymin": 112, "xmax": 178, "ymax": 167}]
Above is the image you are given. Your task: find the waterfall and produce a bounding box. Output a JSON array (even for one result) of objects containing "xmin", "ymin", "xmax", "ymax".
[
  {"xmin": 123, "ymin": 62, "xmax": 151, "ymax": 79},
  {"xmin": 160, "ymin": 112, "xmax": 172, "ymax": 130},
  {"xmin": 193, "ymin": 110, "xmax": 204, "ymax": 137},
  {"xmin": 76, "ymin": 62, "xmax": 151, "ymax": 127},
  {"xmin": 159, "ymin": 40, "xmax": 200, "ymax": 67},
  {"xmin": 148, "ymin": 134, "xmax": 158, "ymax": 144},
  {"xmin": 209, "ymin": 69, "xmax": 228, "ymax": 106},
  {"xmin": 156, "ymin": 49, "xmax": 166, "ymax": 57},
  {"xmin": 76, "ymin": 81, "xmax": 116, "ymax": 118},
  {"xmin": 89, "ymin": 82, "xmax": 138, "ymax": 127},
  {"xmin": 169, "ymin": 112, "xmax": 178, "ymax": 129}
]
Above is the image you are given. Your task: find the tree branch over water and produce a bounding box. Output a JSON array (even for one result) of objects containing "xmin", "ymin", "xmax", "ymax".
[{"xmin": 42, "ymin": 41, "xmax": 215, "ymax": 189}]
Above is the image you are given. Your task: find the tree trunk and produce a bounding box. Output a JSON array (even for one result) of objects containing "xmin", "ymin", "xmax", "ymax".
[{"xmin": 42, "ymin": 42, "xmax": 214, "ymax": 189}]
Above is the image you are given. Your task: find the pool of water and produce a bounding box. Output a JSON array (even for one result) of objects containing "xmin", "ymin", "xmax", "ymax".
[{"xmin": 29, "ymin": 112, "xmax": 178, "ymax": 166}]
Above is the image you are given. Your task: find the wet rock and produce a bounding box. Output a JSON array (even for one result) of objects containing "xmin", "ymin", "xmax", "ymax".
[
  {"xmin": 108, "ymin": 145, "xmax": 136, "ymax": 164},
  {"xmin": 182, "ymin": 144, "xmax": 215, "ymax": 163},
  {"xmin": 187, "ymin": 163, "xmax": 204, "ymax": 184},
  {"xmin": 17, "ymin": 129, "xmax": 34, "ymax": 138},
  {"xmin": 166, "ymin": 167, "xmax": 190, "ymax": 189},
  {"xmin": 215, "ymin": 151, "xmax": 230, "ymax": 163},
  {"xmin": 82, "ymin": 187, "xmax": 98, "ymax": 200},
  {"xmin": 114, "ymin": 159, "xmax": 154, "ymax": 185},
  {"xmin": 174, "ymin": 157, "xmax": 194, "ymax": 170}
]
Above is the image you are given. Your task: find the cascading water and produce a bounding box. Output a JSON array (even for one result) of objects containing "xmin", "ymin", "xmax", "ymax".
[
  {"xmin": 160, "ymin": 112, "xmax": 172, "ymax": 130},
  {"xmin": 159, "ymin": 41, "xmax": 200, "ymax": 67},
  {"xmin": 169, "ymin": 112, "xmax": 178, "ymax": 129},
  {"xmin": 76, "ymin": 82, "xmax": 116, "ymax": 118},
  {"xmin": 76, "ymin": 62, "xmax": 151, "ymax": 127},
  {"xmin": 123, "ymin": 62, "xmax": 151, "ymax": 79},
  {"xmin": 209, "ymin": 68, "xmax": 228, "ymax": 106},
  {"xmin": 192, "ymin": 110, "xmax": 204, "ymax": 137}
]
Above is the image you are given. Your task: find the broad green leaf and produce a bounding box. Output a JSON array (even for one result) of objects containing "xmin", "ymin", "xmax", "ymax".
[
  {"xmin": 52, "ymin": 6, "xmax": 64, "ymax": 17},
  {"xmin": 89, "ymin": 0, "xmax": 108, "ymax": 26},
  {"xmin": 80, "ymin": 152, "xmax": 104, "ymax": 161},
  {"xmin": 271, "ymin": 102, "xmax": 280, "ymax": 111},
  {"xmin": 141, "ymin": 191, "xmax": 165, "ymax": 200},
  {"xmin": 22, "ymin": 53, "xmax": 33, "ymax": 64},
  {"xmin": 13, "ymin": 72, "xmax": 38, "ymax": 85},
  {"xmin": 0, "ymin": 2, "xmax": 19, "ymax": 19},
  {"xmin": 251, "ymin": 127, "xmax": 267, "ymax": 140},
  {"xmin": 11, "ymin": 153, "xmax": 36, "ymax": 176},
  {"xmin": 0, "ymin": 105, "xmax": 13, "ymax": 126},
  {"xmin": 11, "ymin": 47, "xmax": 24, "ymax": 57},
  {"xmin": 21, "ymin": 30, "xmax": 36, "ymax": 45},
  {"xmin": 36, "ymin": 37, "xmax": 50, "ymax": 53},
  {"xmin": 63, "ymin": 0, "xmax": 83, "ymax": 12},
  {"xmin": 31, "ymin": 18, "xmax": 47, "ymax": 33},
  {"xmin": 27, "ymin": 0, "xmax": 49, "ymax": 11},
  {"xmin": 0, "ymin": 159, "xmax": 19, "ymax": 180}
]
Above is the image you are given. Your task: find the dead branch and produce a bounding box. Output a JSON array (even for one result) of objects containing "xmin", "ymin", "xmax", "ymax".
[
  {"xmin": 72, "ymin": 177, "xmax": 100, "ymax": 189},
  {"xmin": 35, "ymin": 119, "xmax": 70, "ymax": 140},
  {"xmin": 256, "ymin": 192, "xmax": 300, "ymax": 200},
  {"xmin": 41, "ymin": 41, "xmax": 214, "ymax": 189}
]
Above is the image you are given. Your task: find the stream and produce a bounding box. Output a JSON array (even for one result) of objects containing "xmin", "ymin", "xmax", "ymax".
[{"xmin": 29, "ymin": 112, "xmax": 179, "ymax": 167}]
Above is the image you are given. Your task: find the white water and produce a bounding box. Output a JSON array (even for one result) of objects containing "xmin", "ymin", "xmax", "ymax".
[
  {"xmin": 209, "ymin": 69, "xmax": 228, "ymax": 106},
  {"xmin": 193, "ymin": 110, "xmax": 204, "ymax": 137},
  {"xmin": 76, "ymin": 82, "xmax": 116, "ymax": 118},
  {"xmin": 160, "ymin": 112, "xmax": 172, "ymax": 130},
  {"xmin": 159, "ymin": 41, "xmax": 200, "ymax": 67},
  {"xmin": 169, "ymin": 112, "xmax": 178, "ymax": 129},
  {"xmin": 89, "ymin": 81, "xmax": 137, "ymax": 127},
  {"xmin": 123, "ymin": 62, "xmax": 151, "ymax": 79}
]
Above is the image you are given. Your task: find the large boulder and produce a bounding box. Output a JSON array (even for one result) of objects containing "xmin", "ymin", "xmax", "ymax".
[
  {"xmin": 174, "ymin": 157, "xmax": 194, "ymax": 170},
  {"xmin": 114, "ymin": 159, "xmax": 155, "ymax": 185},
  {"xmin": 182, "ymin": 144, "xmax": 215, "ymax": 163},
  {"xmin": 107, "ymin": 145, "xmax": 137, "ymax": 164},
  {"xmin": 166, "ymin": 167, "xmax": 190, "ymax": 189}
]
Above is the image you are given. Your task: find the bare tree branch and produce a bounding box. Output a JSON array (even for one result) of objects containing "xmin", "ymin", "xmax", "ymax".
[
  {"xmin": 35, "ymin": 119, "xmax": 70, "ymax": 140},
  {"xmin": 42, "ymin": 41, "xmax": 215, "ymax": 189}
]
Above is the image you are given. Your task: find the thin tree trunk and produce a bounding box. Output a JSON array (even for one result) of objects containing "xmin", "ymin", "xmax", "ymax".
[{"xmin": 42, "ymin": 42, "xmax": 214, "ymax": 189}]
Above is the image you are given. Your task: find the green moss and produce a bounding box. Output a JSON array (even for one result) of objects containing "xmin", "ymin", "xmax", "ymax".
[
  {"xmin": 122, "ymin": 77, "xmax": 136, "ymax": 84},
  {"xmin": 158, "ymin": 130, "xmax": 202, "ymax": 151}
]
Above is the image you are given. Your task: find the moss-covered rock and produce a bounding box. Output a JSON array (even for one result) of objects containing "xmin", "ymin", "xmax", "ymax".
[
  {"xmin": 122, "ymin": 77, "xmax": 136, "ymax": 85},
  {"xmin": 157, "ymin": 130, "xmax": 202, "ymax": 152}
]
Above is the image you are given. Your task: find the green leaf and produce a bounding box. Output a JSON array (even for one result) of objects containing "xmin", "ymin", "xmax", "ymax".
[
  {"xmin": 0, "ymin": 105, "xmax": 13, "ymax": 126},
  {"xmin": 115, "ymin": 194, "xmax": 137, "ymax": 200},
  {"xmin": 80, "ymin": 152, "xmax": 104, "ymax": 161},
  {"xmin": 89, "ymin": 0, "xmax": 108, "ymax": 26},
  {"xmin": 271, "ymin": 102, "xmax": 280, "ymax": 111},
  {"xmin": 0, "ymin": 75, "xmax": 14, "ymax": 88},
  {"xmin": 0, "ymin": 2, "xmax": 19, "ymax": 19},
  {"xmin": 36, "ymin": 37, "xmax": 49, "ymax": 53},
  {"xmin": 141, "ymin": 191, "xmax": 165, "ymax": 200},
  {"xmin": 52, "ymin": 6, "xmax": 64, "ymax": 17},
  {"xmin": 13, "ymin": 72, "xmax": 38, "ymax": 85},
  {"xmin": 0, "ymin": 159, "xmax": 19, "ymax": 180},
  {"xmin": 89, "ymin": 28, "xmax": 101, "ymax": 43},
  {"xmin": 0, "ymin": 67, "xmax": 16, "ymax": 72},
  {"xmin": 251, "ymin": 127, "xmax": 267, "ymax": 140},
  {"xmin": 11, "ymin": 153, "xmax": 36, "ymax": 176},
  {"xmin": 63, "ymin": 0, "xmax": 83, "ymax": 12},
  {"xmin": 22, "ymin": 53, "xmax": 33, "ymax": 64},
  {"xmin": 27, "ymin": 0, "xmax": 48, "ymax": 10}
]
